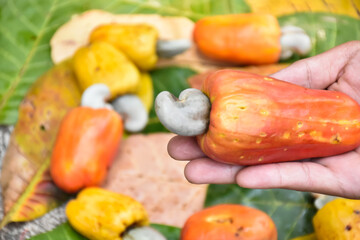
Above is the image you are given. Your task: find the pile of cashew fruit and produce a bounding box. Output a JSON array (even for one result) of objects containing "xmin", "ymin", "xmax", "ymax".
[
  {"xmin": 48, "ymin": 23, "xmax": 164, "ymax": 239},
  {"xmin": 50, "ymin": 23, "xmax": 157, "ymax": 194},
  {"xmin": 51, "ymin": 14, "xmax": 315, "ymax": 194},
  {"xmin": 66, "ymin": 187, "xmax": 278, "ymax": 240},
  {"xmin": 66, "ymin": 187, "xmax": 360, "ymax": 240},
  {"xmin": 43, "ymin": 12, "xmax": 360, "ymax": 240}
]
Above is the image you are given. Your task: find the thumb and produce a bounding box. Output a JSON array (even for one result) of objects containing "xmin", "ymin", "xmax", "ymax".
[{"xmin": 271, "ymin": 41, "xmax": 360, "ymax": 89}]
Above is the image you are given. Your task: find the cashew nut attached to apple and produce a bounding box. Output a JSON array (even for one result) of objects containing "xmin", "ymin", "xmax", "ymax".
[
  {"xmin": 81, "ymin": 83, "xmax": 148, "ymax": 132},
  {"xmin": 155, "ymin": 88, "xmax": 211, "ymax": 136}
]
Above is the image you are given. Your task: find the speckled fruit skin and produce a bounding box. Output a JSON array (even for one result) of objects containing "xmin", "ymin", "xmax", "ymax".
[
  {"xmin": 181, "ymin": 204, "xmax": 277, "ymax": 240},
  {"xmin": 313, "ymin": 198, "xmax": 360, "ymax": 240},
  {"xmin": 197, "ymin": 70, "xmax": 360, "ymax": 165}
]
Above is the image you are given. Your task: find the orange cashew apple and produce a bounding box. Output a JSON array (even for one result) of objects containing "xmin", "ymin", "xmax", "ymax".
[
  {"xmin": 193, "ymin": 14, "xmax": 311, "ymax": 64},
  {"xmin": 181, "ymin": 204, "xmax": 277, "ymax": 240}
]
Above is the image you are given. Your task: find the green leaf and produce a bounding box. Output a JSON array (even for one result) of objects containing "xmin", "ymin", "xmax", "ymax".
[
  {"xmin": 29, "ymin": 222, "xmax": 181, "ymax": 240},
  {"xmin": 29, "ymin": 222, "xmax": 87, "ymax": 240},
  {"xmin": 278, "ymin": 12, "xmax": 360, "ymax": 62},
  {"xmin": 151, "ymin": 223, "xmax": 181, "ymax": 240},
  {"xmin": 143, "ymin": 66, "xmax": 197, "ymax": 133},
  {"xmin": 0, "ymin": 0, "xmax": 249, "ymax": 125},
  {"xmin": 205, "ymin": 184, "xmax": 317, "ymax": 240}
]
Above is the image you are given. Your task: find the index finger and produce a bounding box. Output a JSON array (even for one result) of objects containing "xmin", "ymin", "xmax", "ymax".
[{"xmin": 167, "ymin": 135, "xmax": 206, "ymax": 160}]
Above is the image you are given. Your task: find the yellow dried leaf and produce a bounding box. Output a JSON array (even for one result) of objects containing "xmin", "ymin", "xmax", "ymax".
[{"xmin": 246, "ymin": 0, "xmax": 360, "ymax": 18}]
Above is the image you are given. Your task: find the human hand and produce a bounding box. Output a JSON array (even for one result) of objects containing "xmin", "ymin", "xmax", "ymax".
[{"xmin": 168, "ymin": 41, "xmax": 360, "ymax": 199}]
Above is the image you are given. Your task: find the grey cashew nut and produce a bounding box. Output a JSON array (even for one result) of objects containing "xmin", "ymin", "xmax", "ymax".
[
  {"xmin": 81, "ymin": 83, "xmax": 113, "ymax": 109},
  {"xmin": 123, "ymin": 226, "xmax": 166, "ymax": 240},
  {"xmin": 155, "ymin": 88, "xmax": 211, "ymax": 136},
  {"xmin": 156, "ymin": 39, "xmax": 192, "ymax": 58},
  {"xmin": 112, "ymin": 94, "xmax": 148, "ymax": 132},
  {"xmin": 280, "ymin": 25, "xmax": 312, "ymax": 60},
  {"xmin": 313, "ymin": 194, "xmax": 339, "ymax": 210}
]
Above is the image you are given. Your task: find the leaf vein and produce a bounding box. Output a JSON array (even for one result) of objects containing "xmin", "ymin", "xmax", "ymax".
[
  {"xmin": 28, "ymin": 61, "xmax": 52, "ymax": 69},
  {"xmin": 0, "ymin": 0, "xmax": 58, "ymax": 117},
  {"xmin": 285, "ymin": 209, "xmax": 307, "ymax": 239},
  {"xmin": 28, "ymin": 0, "xmax": 46, "ymax": 15},
  {"xmin": 53, "ymin": 0, "xmax": 76, "ymax": 10},
  {"xmin": 0, "ymin": 25, "xmax": 28, "ymax": 56},
  {"xmin": 108, "ymin": 0, "xmax": 207, "ymax": 20},
  {"xmin": 8, "ymin": 0, "xmax": 40, "ymax": 34},
  {"xmin": 0, "ymin": 48, "xmax": 22, "ymax": 68}
]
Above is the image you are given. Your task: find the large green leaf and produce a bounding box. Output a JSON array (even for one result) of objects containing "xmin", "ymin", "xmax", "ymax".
[
  {"xmin": 143, "ymin": 66, "xmax": 197, "ymax": 133},
  {"xmin": 0, "ymin": 0, "xmax": 249, "ymax": 125},
  {"xmin": 205, "ymin": 184, "xmax": 317, "ymax": 240},
  {"xmin": 278, "ymin": 12, "xmax": 360, "ymax": 62}
]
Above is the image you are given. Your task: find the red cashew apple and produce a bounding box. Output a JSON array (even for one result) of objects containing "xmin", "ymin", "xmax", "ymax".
[
  {"xmin": 51, "ymin": 83, "xmax": 153, "ymax": 193},
  {"xmin": 50, "ymin": 106, "xmax": 123, "ymax": 193},
  {"xmin": 155, "ymin": 70, "xmax": 360, "ymax": 165}
]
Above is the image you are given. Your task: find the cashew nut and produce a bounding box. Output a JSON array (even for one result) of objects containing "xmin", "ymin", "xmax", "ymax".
[
  {"xmin": 155, "ymin": 88, "xmax": 210, "ymax": 136},
  {"xmin": 81, "ymin": 83, "xmax": 113, "ymax": 109},
  {"xmin": 280, "ymin": 25, "xmax": 312, "ymax": 60},
  {"xmin": 313, "ymin": 194, "xmax": 339, "ymax": 210},
  {"xmin": 156, "ymin": 39, "xmax": 192, "ymax": 58},
  {"xmin": 123, "ymin": 226, "xmax": 166, "ymax": 240},
  {"xmin": 111, "ymin": 94, "xmax": 148, "ymax": 132}
]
